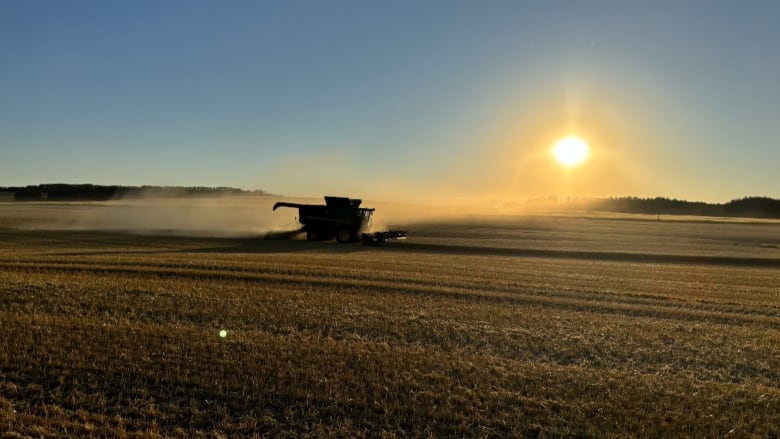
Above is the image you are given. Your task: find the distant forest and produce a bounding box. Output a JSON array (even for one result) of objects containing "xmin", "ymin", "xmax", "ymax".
[
  {"xmin": 0, "ymin": 184, "xmax": 267, "ymax": 201},
  {"xmin": 589, "ymin": 196, "xmax": 780, "ymax": 219},
  {"xmin": 504, "ymin": 195, "xmax": 780, "ymax": 220}
]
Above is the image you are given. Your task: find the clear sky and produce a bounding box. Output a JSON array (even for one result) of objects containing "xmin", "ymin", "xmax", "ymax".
[{"xmin": 2, "ymin": 0, "xmax": 779, "ymax": 203}]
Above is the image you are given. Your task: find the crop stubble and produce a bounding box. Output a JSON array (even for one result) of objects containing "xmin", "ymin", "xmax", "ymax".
[{"xmin": 0, "ymin": 214, "xmax": 779, "ymax": 437}]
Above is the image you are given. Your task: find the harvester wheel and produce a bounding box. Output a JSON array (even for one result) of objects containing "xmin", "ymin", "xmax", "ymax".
[
  {"xmin": 306, "ymin": 230, "xmax": 320, "ymax": 241},
  {"xmin": 336, "ymin": 227, "xmax": 354, "ymax": 243}
]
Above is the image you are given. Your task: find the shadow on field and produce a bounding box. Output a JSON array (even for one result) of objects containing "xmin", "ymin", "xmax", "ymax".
[
  {"xmin": 187, "ymin": 238, "xmax": 780, "ymax": 267},
  {"xmin": 385, "ymin": 242, "xmax": 780, "ymax": 268},
  {"xmin": 193, "ymin": 238, "xmax": 374, "ymax": 255},
  {"xmin": 11, "ymin": 228, "xmax": 780, "ymax": 267}
]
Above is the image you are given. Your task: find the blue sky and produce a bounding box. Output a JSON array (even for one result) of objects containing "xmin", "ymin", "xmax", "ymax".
[{"xmin": 2, "ymin": 1, "xmax": 779, "ymax": 202}]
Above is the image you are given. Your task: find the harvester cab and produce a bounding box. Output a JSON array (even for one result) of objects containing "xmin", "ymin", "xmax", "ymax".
[{"xmin": 272, "ymin": 196, "xmax": 406, "ymax": 245}]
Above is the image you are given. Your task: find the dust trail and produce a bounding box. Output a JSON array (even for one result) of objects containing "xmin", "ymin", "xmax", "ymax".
[
  {"xmin": 4, "ymin": 195, "xmax": 304, "ymax": 238},
  {"xmin": 0, "ymin": 194, "xmax": 535, "ymax": 238}
]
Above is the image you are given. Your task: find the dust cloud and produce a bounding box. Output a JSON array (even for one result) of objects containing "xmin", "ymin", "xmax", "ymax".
[
  {"xmin": 6, "ymin": 196, "xmax": 297, "ymax": 237},
  {"xmin": 0, "ymin": 193, "xmax": 516, "ymax": 238},
  {"xmin": 0, "ymin": 193, "xmax": 465, "ymax": 238},
  {"xmin": 88, "ymin": 197, "xmax": 299, "ymax": 237}
]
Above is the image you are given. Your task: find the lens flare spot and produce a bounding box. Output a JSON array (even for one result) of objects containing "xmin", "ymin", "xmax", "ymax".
[{"xmin": 219, "ymin": 329, "xmax": 227, "ymax": 338}]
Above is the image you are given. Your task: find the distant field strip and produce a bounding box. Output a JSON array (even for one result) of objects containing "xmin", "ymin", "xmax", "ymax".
[
  {"xmin": 392, "ymin": 241, "xmax": 780, "ymax": 268},
  {"xmin": 1, "ymin": 227, "xmax": 779, "ymax": 437}
]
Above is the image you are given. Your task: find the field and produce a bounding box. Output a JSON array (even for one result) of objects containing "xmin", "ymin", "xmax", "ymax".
[{"xmin": 1, "ymin": 200, "xmax": 779, "ymax": 437}]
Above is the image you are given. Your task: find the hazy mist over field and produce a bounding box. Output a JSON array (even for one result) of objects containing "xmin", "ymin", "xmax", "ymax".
[
  {"xmin": 0, "ymin": 195, "xmax": 476, "ymax": 237},
  {"xmin": 0, "ymin": 197, "xmax": 285, "ymax": 237}
]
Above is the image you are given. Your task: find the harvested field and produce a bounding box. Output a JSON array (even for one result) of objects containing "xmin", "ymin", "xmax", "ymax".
[{"xmin": 1, "ymin": 202, "xmax": 779, "ymax": 437}]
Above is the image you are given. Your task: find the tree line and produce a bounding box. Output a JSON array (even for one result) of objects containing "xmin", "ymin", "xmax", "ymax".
[
  {"xmin": 590, "ymin": 196, "xmax": 780, "ymax": 219},
  {"xmin": 0, "ymin": 184, "xmax": 267, "ymax": 201}
]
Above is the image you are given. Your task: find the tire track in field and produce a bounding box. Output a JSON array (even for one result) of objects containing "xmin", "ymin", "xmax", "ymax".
[
  {"xmin": 2, "ymin": 260, "xmax": 779, "ymax": 330},
  {"xmin": 8, "ymin": 256, "xmax": 778, "ymax": 315},
  {"xmin": 33, "ymin": 234, "xmax": 780, "ymax": 267},
  {"xmin": 2, "ymin": 257, "xmax": 683, "ymax": 308},
  {"xmin": 1, "ymin": 257, "xmax": 769, "ymax": 315}
]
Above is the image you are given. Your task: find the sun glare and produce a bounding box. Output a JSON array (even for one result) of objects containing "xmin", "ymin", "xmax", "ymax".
[{"xmin": 552, "ymin": 136, "xmax": 590, "ymax": 167}]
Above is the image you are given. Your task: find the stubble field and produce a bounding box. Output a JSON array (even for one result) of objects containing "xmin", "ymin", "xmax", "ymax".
[{"xmin": 1, "ymin": 200, "xmax": 779, "ymax": 437}]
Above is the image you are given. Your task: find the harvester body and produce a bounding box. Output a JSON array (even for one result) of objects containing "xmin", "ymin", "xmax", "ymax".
[{"xmin": 273, "ymin": 196, "xmax": 374, "ymax": 243}]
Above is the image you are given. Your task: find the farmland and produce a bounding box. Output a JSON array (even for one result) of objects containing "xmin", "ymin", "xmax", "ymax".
[{"xmin": 1, "ymin": 200, "xmax": 779, "ymax": 437}]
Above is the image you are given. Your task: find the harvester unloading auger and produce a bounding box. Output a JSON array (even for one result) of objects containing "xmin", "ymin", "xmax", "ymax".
[{"xmin": 272, "ymin": 196, "xmax": 406, "ymax": 245}]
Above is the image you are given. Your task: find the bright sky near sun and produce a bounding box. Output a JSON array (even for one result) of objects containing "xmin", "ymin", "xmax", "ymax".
[{"xmin": 1, "ymin": 1, "xmax": 779, "ymax": 203}]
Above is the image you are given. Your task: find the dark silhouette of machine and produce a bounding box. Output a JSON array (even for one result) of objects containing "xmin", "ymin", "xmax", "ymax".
[{"xmin": 272, "ymin": 196, "xmax": 406, "ymax": 245}]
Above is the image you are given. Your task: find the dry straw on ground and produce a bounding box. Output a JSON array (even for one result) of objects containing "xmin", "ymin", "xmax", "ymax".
[{"xmin": 0, "ymin": 203, "xmax": 778, "ymax": 437}]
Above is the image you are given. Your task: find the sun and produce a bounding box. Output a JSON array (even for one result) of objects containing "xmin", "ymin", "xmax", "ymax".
[{"xmin": 551, "ymin": 136, "xmax": 590, "ymax": 167}]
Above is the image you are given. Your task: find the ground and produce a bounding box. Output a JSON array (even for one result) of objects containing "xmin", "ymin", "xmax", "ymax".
[{"xmin": 0, "ymin": 201, "xmax": 778, "ymax": 437}]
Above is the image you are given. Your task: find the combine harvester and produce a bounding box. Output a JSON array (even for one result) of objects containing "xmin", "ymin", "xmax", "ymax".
[{"xmin": 272, "ymin": 196, "xmax": 406, "ymax": 246}]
